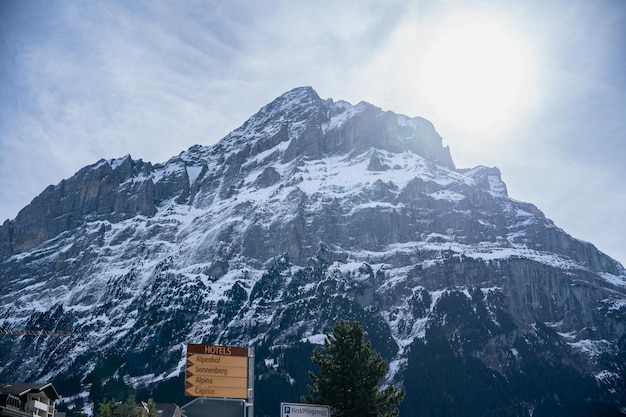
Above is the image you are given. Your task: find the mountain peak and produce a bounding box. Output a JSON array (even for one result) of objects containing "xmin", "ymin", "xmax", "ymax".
[
  {"xmin": 254, "ymin": 86, "xmax": 323, "ymax": 122},
  {"xmin": 214, "ymin": 87, "xmax": 455, "ymax": 170},
  {"xmin": 278, "ymin": 85, "xmax": 320, "ymax": 102}
]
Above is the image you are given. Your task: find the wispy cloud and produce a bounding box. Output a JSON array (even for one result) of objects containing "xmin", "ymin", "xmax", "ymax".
[{"xmin": 0, "ymin": 0, "xmax": 624, "ymax": 264}]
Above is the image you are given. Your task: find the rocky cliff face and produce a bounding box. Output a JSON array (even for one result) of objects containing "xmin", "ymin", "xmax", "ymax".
[
  {"xmin": 0, "ymin": 156, "xmax": 157, "ymax": 258},
  {"xmin": 1, "ymin": 87, "xmax": 625, "ymax": 416}
]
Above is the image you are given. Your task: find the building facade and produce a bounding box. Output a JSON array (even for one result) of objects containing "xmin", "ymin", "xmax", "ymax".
[{"xmin": 0, "ymin": 384, "xmax": 59, "ymax": 417}]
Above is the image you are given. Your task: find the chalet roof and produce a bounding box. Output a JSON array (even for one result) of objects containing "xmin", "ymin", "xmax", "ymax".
[
  {"xmin": 156, "ymin": 403, "xmax": 180, "ymax": 417},
  {"xmin": 0, "ymin": 383, "xmax": 60, "ymax": 401}
]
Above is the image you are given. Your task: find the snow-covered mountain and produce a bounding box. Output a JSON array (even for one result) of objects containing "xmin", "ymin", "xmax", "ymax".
[{"xmin": 1, "ymin": 87, "xmax": 626, "ymax": 416}]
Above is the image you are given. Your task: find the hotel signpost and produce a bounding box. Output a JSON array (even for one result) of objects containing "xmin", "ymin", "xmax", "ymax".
[
  {"xmin": 182, "ymin": 343, "xmax": 254, "ymax": 417},
  {"xmin": 185, "ymin": 343, "xmax": 250, "ymax": 399}
]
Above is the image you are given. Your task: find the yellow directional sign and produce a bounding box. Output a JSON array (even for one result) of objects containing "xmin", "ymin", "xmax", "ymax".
[
  {"xmin": 185, "ymin": 343, "xmax": 249, "ymax": 399},
  {"xmin": 185, "ymin": 375, "xmax": 246, "ymax": 388},
  {"xmin": 186, "ymin": 365, "xmax": 248, "ymax": 379},
  {"xmin": 184, "ymin": 385, "xmax": 248, "ymax": 399},
  {"xmin": 187, "ymin": 354, "xmax": 248, "ymax": 368}
]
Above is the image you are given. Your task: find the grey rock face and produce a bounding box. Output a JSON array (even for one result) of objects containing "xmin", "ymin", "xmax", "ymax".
[
  {"xmin": 0, "ymin": 87, "xmax": 625, "ymax": 414},
  {"xmin": 0, "ymin": 156, "xmax": 157, "ymax": 257}
]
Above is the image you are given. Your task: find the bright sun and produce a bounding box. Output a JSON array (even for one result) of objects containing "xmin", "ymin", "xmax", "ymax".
[{"xmin": 417, "ymin": 17, "xmax": 533, "ymax": 133}]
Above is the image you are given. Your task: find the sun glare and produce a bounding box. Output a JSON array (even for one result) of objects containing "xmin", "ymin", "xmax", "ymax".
[{"xmin": 417, "ymin": 16, "xmax": 533, "ymax": 133}]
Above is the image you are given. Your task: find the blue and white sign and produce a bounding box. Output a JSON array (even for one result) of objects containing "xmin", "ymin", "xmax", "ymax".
[{"xmin": 280, "ymin": 402, "xmax": 330, "ymax": 417}]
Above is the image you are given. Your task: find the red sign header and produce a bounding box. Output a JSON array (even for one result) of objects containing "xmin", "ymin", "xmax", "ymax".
[{"xmin": 187, "ymin": 343, "xmax": 249, "ymax": 357}]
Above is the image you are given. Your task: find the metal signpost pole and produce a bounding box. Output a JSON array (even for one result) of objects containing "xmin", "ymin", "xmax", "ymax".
[{"xmin": 247, "ymin": 347, "xmax": 254, "ymax": 417}]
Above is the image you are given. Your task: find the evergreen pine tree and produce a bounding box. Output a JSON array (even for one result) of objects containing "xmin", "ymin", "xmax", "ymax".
[
  {"xmin": 147, "ymin": 398, "xmax": 157, "ymax": 417},
  {"xmin": 94, "ymin": 395, "xmax": 156, "ymax": 417},
  {"xmin": 303, "ymin": 320, "xmax": 404, "ymax": 417}
]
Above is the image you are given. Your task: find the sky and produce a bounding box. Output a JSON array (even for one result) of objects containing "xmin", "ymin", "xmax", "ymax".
[{"xmin": 1, "ymin": 0, "xmax": 625, "ymax": 264}]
